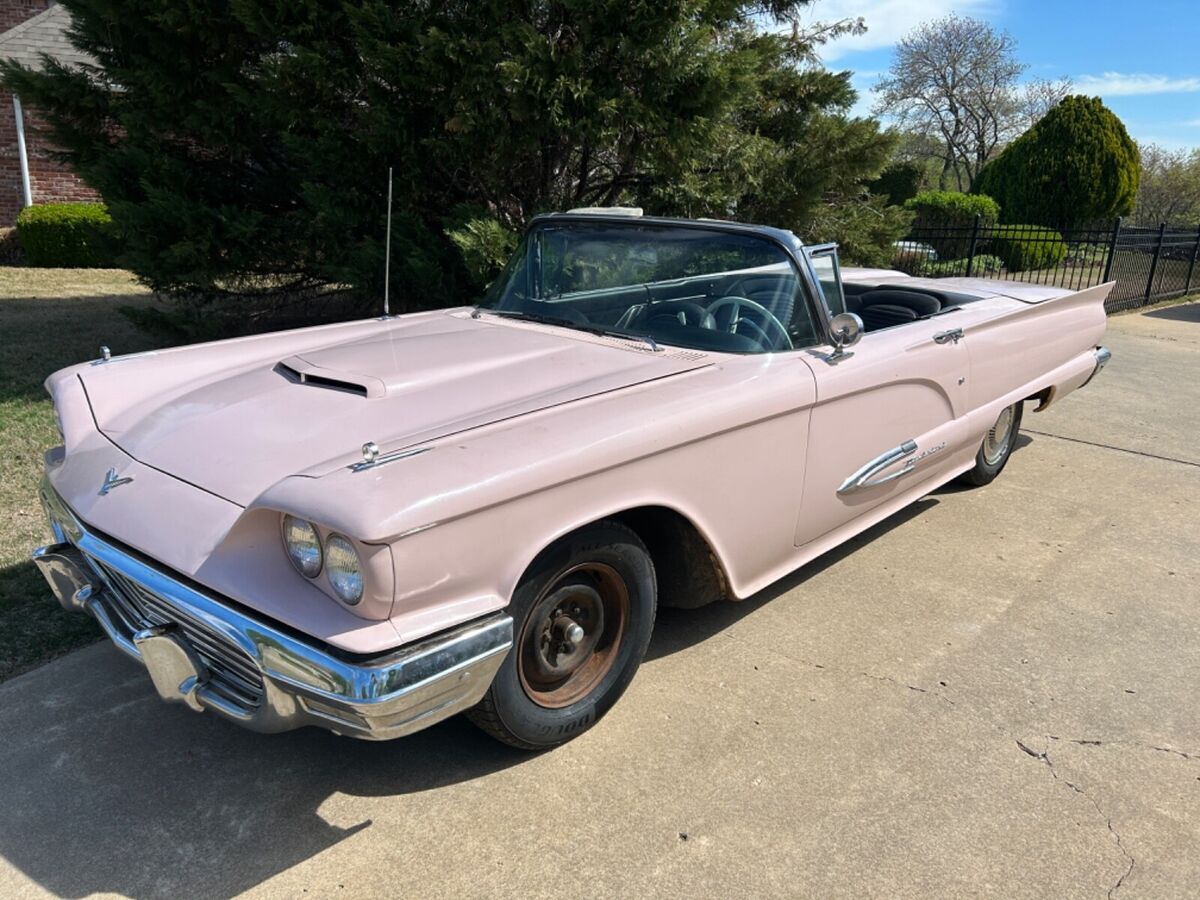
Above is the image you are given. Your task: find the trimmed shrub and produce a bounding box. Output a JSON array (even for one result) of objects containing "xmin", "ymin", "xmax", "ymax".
[
  {"xmin": 15, "ymin": 202, "xmax": 116, "ymax": 267},
  {"xmin": 975, "ymin": 95, "xmax": 1139, "ymax": 225},
  {"xmin": 987, "ymin": 225, "xmax": 1067, "ymax": 272},
  {"xmin": 904, "ymin": 190, "xmax": 1000, "ymax": 226},
  {"xmin": 903, "ymin": 190, "xmax": 1000, "ymax": 258}
]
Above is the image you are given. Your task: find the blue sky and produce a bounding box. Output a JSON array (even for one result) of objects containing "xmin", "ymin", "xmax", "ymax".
[{"xmin": 809, "ymin": 0, "xmax": 1200, "ymax": 151}]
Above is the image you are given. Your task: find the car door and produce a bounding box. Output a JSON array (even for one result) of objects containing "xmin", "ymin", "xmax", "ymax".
[{"xmin": 793, "ymin": 247, "xmax": 970, "ymax": 547}]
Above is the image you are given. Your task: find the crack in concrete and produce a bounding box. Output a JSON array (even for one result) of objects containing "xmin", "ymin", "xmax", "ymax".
[
  {"xmin": 722, "ymin": 633, "xmax": 960, "ymax": 708},
  {"xmin": 1016, "ymin": 739, "xmax": 1135, "ymax": 898},
  {"xmin": 1046, "ymin": 735, "xmax": 1200, "ymax": 761}
]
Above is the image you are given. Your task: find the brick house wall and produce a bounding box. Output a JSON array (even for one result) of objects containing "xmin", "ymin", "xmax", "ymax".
[
  {"xmin": 0, "ymin": 0, "xmax": 48, "ymax": 32},
  {"xmin": 0, "ymin": 0, "xmax": 100, "ymax": 227}
]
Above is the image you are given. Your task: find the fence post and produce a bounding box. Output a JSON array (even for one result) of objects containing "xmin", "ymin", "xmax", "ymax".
[
  {"xmin": 1144, "ymin": 223, "xmax": 1166, "ymax": 306},
  {"xmin": 964, "ymin": 214, "xmax": 981, "ymax": 278},
  {"xmin": 1186, "ymin": 223, "xmax": 1200, "ymax": 296},
  {"xmin": 1101, "ymin": 216, "xmax": 1122, "ymax": 284}
]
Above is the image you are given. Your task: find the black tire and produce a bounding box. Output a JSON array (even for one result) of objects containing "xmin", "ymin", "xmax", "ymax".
[
  {"xmin": 466, "ymin": 520, "xmax": 657, "ymax": 750},
  {"xmin": 958, "ymin": 401, "xmax": 1024, "ymax": 487}
]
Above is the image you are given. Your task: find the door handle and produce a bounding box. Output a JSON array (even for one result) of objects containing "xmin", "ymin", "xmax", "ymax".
[
  {"xmin": 933, "ymin": 328, "xmax": 963, "ymax": 345},
  {"xmin": 838, "ymin": 440, "xmax": 918, "ymax": 495}
]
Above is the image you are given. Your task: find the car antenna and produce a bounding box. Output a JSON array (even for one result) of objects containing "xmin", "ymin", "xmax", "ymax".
[{"xmin": 382, "ymin": 166, "xmax": 393, "ymax": 319}]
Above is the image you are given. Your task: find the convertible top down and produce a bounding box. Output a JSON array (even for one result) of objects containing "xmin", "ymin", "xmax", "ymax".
[{"xmin": 33, "ymin": 210, "xmax": 1111, "ymax": 748}]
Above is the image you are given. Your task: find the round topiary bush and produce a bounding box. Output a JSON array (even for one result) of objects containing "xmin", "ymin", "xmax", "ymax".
[
  {"xmin": 15, "ymin": 202, "xmax": 117, "ymax": 267},
  {"xmin": 987, "ymin": 225, "xmax": 1067, "ymax": 272},
  {"xmin": 974, "ymin": 95, "xmax": 1139, "ymax": 225}
]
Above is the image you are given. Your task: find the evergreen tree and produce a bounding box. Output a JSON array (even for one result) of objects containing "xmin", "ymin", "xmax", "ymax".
[
  {"xmin": 975, "ymin": 96, "xmax": 1139, "ymax": 225},
  {"xmin": 3, "ymin": 1, "xmax": 903, "ymax": 310}
]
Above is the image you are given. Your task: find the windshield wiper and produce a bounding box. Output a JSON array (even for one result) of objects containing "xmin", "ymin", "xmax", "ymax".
[{"xmin": 476, "ymin": 308, "xmax": 662, "ymax": 351}]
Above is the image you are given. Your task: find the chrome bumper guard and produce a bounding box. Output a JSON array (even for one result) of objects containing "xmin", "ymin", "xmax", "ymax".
[
  {"xmin": 33, "ymin": 479, "xmax": 513, "ymax": 741},
  {"xmin": 1080, "ymin": 345, "xmax": 1112, "ymax": 389}
]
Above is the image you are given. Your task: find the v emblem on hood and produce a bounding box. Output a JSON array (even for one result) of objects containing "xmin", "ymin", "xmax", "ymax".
[{"xmin": 99, "ymin": 467, "xmax": 134, "ymax": 495}]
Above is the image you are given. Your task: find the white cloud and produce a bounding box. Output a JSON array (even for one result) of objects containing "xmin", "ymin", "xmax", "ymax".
[
  {"xmin": 846, "ymin": 70, "xmax": 881, "ymax": 119},
  {"xmin": 1074, "ymin": 72, "xmax": 1200, "ymax": 96},
  {"xmin": 1181, "ymin": 119, "xmax": 1200, "ymax": 127},
  {"xmin": 810, "ymin": 0, "xmax": 997, "ymax": 61}
]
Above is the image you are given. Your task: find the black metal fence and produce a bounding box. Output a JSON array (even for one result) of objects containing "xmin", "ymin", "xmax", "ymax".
[{"xmin": 897, "ymin": 217, "xmax": 1200, "ymax": 314}]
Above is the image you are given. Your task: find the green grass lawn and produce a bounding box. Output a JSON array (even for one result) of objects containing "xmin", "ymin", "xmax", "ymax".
[{"xmin": 0, "ymin": 268, "xmax": 160, "ymax": 680}]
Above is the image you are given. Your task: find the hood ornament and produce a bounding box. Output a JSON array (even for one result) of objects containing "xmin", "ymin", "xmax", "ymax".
[
  {"xmin": 349, "ymin": 441, "xmax": 431, "ymax": 472},
  {"xmin": 99, "ymin": 467, "xmax": 134, "ymax": 495}
]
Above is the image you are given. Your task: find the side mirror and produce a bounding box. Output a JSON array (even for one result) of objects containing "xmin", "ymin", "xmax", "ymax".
[{"xmin": 828, "ymin": 312, "xmax": 864, "ymax": 358}]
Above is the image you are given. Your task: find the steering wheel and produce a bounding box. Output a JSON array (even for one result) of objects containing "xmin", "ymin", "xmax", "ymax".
[
  {"xmin": 707, "ymin": 296, "xmax": 793, "ymax": 351},
  {"xmin": 630, "ymin": 299, "xmax": 716, "ymax": 330}
]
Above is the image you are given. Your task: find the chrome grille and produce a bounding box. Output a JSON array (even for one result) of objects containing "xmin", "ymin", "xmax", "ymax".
[{"xmin": 87, "ymin": 557, "xmax": 265, "ymax": 709}]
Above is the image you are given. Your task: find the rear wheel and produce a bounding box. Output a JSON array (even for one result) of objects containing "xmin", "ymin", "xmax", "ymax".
[
  {"xmin": 467, "ymin": 521, "xmax": 656, "ymax": 750},
  {"xmin": 958, "ymin": 401, "xmax": 1023, "ymax": 486}
]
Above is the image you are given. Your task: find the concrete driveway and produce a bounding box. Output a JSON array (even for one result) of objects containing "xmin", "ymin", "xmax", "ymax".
[{"xmin": 1, "ymin": 302, "xmax": 1198, "ymax": 899}]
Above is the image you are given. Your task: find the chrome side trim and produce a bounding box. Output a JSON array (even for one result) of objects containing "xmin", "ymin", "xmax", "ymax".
[
  {"xmin": 34, "ymin": 479, "xmax": 513, "ymax": 741},
  {"xmin": 838, "ymin": 439, "xmax": 919, "ymax": 495}
]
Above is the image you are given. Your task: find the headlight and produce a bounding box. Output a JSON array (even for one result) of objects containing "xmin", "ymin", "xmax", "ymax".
[
  {"xmin": 325, "ymin": 534, "xmax": 363, "ymax": 605},
  {"xmin": 282, "ymin": 515, "xmax": 322, "ymax": 577}
]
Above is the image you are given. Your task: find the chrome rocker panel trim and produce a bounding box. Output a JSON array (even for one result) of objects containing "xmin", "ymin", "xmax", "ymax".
[{"xmin": 34, "ymin": 480, "xmax": 513, "ymax": 741}]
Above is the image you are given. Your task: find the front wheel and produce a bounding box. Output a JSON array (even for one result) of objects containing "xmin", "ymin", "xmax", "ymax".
[
  {"xmin": 958, "ymin": 401, "xmax": 1024, "ymax": 486},
  {"xmin": 466, "ymin": 521, "xmax": 657, "ymax": 750}
]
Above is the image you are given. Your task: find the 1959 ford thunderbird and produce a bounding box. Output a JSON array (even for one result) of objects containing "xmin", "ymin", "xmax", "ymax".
[{"xmin": 33, "ymin": 210, "xmax": 1112, "ymax": 749}]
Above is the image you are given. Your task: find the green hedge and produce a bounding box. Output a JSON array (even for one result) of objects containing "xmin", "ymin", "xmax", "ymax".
[
  {"xmin": 920, "ymin": 254, "xmax": 1005, "ymax": 277},
  {"xmin": 988, "ymin": 225, "xmax": 1067, "ymax": 272},
  {"xmin": 904, "ymin": 190, "xmax": 1000, "ymax": 225},
  {"xmin": 15, "ymin": 202, "xmax": 117, "ymax": 267},
  {"xmin": 903, "ymin": 191, "xmax": 1000, "ymax": 259}
]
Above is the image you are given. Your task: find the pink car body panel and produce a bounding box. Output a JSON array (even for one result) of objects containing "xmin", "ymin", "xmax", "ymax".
[{"xmin": 44, "ymin": 268, "xmax": 1110, "ymax": 655}]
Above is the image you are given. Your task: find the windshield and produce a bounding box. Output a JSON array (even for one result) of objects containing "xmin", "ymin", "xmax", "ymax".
[{"xmin": 478, "ymin": 222, "xmax": 818, "ymax": 353}]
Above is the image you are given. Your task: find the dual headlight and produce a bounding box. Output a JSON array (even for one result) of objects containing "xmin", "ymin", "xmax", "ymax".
[{"xmin": 281, "ymin": 514, "xmax": 363, "ymax": 605}]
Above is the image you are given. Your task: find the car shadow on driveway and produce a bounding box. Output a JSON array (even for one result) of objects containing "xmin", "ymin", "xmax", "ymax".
[
  {"xmin": 647, "ymin": 496, "xmax": 940, "ymax": 662},
  {"xmin": 0, "ymin": 650, "xmax": 530, "ymax": 898}
]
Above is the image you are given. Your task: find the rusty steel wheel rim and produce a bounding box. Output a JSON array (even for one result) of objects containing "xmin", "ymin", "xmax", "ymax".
[{"xmin": 517, "ymin": 562, "xmax": 630, "ymax": 709}]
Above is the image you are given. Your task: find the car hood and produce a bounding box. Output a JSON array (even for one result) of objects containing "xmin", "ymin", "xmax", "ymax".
[{"xmin": 79, "ymin": 312, "xmax": 711, "ymax": 506}]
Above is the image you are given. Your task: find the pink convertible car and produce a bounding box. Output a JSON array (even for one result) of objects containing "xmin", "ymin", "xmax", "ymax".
[{"xmin": 33, "ymin": 210, "xmax": 1111, "ymax": 749}]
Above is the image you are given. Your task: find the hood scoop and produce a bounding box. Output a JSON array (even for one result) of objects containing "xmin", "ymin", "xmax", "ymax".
[{"xmin": 276, "ymin": 355, "xmax": 382, "ymax": 398}]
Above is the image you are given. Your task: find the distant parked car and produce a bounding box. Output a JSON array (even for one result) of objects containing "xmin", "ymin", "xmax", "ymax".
[
  {"xmin": 34, "ymin": 210, "xmax": 1112, "ymax": 749},
  {"xmin": 892, "ymin": 239, "xmax": 939, "ymax": 261}
]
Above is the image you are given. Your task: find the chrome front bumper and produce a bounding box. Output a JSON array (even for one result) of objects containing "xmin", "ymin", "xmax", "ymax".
[{"xmin": 33, "ymin": 480, "xmax": 513, "ymax": 741}]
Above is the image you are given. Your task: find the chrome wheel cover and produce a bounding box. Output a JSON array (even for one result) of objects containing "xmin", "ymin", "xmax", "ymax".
[{"xmin": 982, "ymin": 406, "xmax": 1016, "ymax": 466}]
